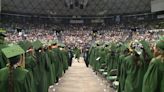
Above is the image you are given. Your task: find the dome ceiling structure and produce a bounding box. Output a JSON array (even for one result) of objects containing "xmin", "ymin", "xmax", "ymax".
[{"xmin": 1, "ymin": 0, "xmax": 151, "ymax": 16}]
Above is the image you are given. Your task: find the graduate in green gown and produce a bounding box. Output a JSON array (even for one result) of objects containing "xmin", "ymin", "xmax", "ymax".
[
  {"xmin": 88, "ymin": 46, "xmax": 96, "ymax": 69},
  {"xmin": 117, "ymin": 44, "xmax": 130, "ymax": 92},
  {"xmin": 84, "ymin": 47, "xmax": 90, "ymax": 67},
  {"xmin": 107, "ymin": 43, "xmax": 118, "ymax": 74},
  {"xmin": 59, "ymin": 44, "xmax": 68, "ymax": 73},
  {"xmin": 67, "ymin": 47, "xmax": 73, "ymax": 67},
  {"xmin": 0, "ymin": 32, "xmax": 8, "ymax": 69},
  {"xmin": 18, "ymin": 40, "xmax": 39, "ymax": 92},
  {"xmin": 93, "ymin": 44, "xmax": 101, "ymax": 71},
  {"xmin": 0, "ymin": 45, "xmax": 35, "ymax": 92},
  {"xmin": 51, "ymin": 41, "xmax": 64, "ymax": 83},
  {"xmin": 124, "ymin": 41, "xmax": 150, "ymax": 92},
  {"xmin": 47, "ymin": 44, "xmax": 57, "ymax": 84},
  {"xmin": 88, "ymin": 42, "xmax": 102, "ymax": 71},
  {"xmin": 142, "ymin": 36, "xmax": 164, "ymax": 92},
  {"xmin": 73, "ymin": 47, "xmax": 81, "ymax": 62},
  {"xmin": 43, "ymin": 44, "xmax": 55, "ymax": 86},
  {"xmin": 33, "ymin": 40, "xmax": 48, "ymax": 92}
]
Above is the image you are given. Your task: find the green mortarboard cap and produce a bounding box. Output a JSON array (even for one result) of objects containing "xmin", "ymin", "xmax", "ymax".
[
  {"xmin": 18, "ymin": 40, "xmax": 32, "ymax": 51},
  {"xmin": 110, "ymin": 43, "xmax": 116, "ymax": 50},
  {"xmin": 32, "ymin": 40, "xmax": 43, "ymax": 50},
  {"xmin": 156, "ymin": 36, "xmax": 164, "ymax": 50},
  {"xmin": 24, "ymin": 41, "xmax": 32, "ymax": 50},
  {"xmin": 120, "ymin": 44, "xmax": 128, "ymax": 52},
  {"xmin": 60, "ymin": 43, "xmax": 65, "ymax": 47},
  {"xmin": 50, "ymin": 40, "xmax": 58, "ymax": 45},
  {"xmin": 2, "ymin": 44, "xmax": 25, "ymax": 58},
  {"xmin": 103, "ymin": 42, "xmax": 110, "ymax": 47},
  {"xmin": 58, "ymin": 42, "xmax": 64, "ymax": 47},
  {"xmin": 41, "ymin": 40, "xmax": 48, "ymax": 47},
  {"xmin": 18, "ymin": 41, "xmax": 25, "ymax": 49},
  {"xmin": 140, "ymin": 40, "xmax": 153, "ymax": 58}
]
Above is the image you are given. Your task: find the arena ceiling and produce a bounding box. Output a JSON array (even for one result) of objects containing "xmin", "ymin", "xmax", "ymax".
[{"xmin": 1, "ymin": 0, "xmax": 151, "ymax": 16}]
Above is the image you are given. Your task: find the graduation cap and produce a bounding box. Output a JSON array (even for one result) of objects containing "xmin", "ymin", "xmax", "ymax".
[
  {"xmin": 140, "ymin": 40, "xmax": 153, "ymax": 58},
  {"xmin": 18, "ymin": 40, "xmax": 32, "ymax": 51},
  {"xmin": 32, "ymin": 40, "xmax": 43, "ymax": 50},
  {"xmin": 41, "ymin": 40, "xmax": 49, "ymax": 48},
  {"xmin": 1, "ymin": 44, "xmax": 25, "ymax": 58},
  {"xmin": 58, "ymin": 43, "xmax": 65, "ymax": 48},
  {"xmin": 156, "ymin": 36, "xmax": 164, "ymax": 50},
  {"xmin": 120, "ymin": 44, "xmax": 128, "ymax": 52},
  {"xmin": 51, "ymin": 40, "xmax": 58, "ymax": 45},
  {"xmin": 95, "ymin": 41, "xmax": 104, "ymax": 46},
  {"xmin": 110, "ymin": 43, "xmax": 116, "ymax": 50},
  {"xmin": 103, "ymin": 42, "xmax": 110, "ymax": 47},
  {"xmin": 129, "ymin": 40, "xmax": 143, "ymax": 55}
]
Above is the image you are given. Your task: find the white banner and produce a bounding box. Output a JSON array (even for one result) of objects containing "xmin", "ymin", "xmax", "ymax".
[
  {"xmin": 70, "ymin": 20, "xmax": 84, "ymax": 23},
  {"xmin": 91, "ymin": 19, "xmax": 104, "ymax": 23},
  {"xmin": 157, "ymin": 15, "xmax": 164, "ymax": 19}
]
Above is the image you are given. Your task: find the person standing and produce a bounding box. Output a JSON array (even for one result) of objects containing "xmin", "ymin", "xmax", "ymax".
[
  {"xmin": 32, "ymin": 40, "xmax": 48, "ymax": 92},
  {"xmin": 0, "ymin": 45, "xmax": 35, "ymax": 92},
  {"xmin": 68, "ymin": 47, "xmax": 73, "ymax": 66},
  {"xmin": 142, "ymin": 36, "xmax": 164, "ymax": 92},
  {"xmin": 73, "ymin": 47, "xmax": 81, "ymax": 62},
  {"xmin": 124, "ymin": 41, "xmax": 150, "ymax": 92},
  {"xmin": 0, "ymin": 32, "xmax": 8, "ymax": 69},
  {"xmin": 84, "ymin": 47, "xmax": 90, "ymax": 67}
]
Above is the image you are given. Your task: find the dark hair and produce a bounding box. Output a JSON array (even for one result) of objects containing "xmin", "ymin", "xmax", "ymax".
[
  {"xmin": 8, "ymin": 56, "xmax": 20, "ymax": 92},
  {"xmin": 133, "ymin": 52, "xmax": 142, "ymax": 67}
]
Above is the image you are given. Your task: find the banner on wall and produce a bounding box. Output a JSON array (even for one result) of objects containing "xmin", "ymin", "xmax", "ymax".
[
  {"xmin": 157, "ymin": 14, "xmax": 164, "ymax": 19},
  {"xmin": 91, "ymin": 19, "xmax": 104, "ymax": 23},
  {"xmin": 70, "ymin": 20, "xmax": 84, "ymax": 23}
]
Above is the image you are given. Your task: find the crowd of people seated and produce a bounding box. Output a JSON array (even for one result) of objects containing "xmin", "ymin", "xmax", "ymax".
[{"xmin": 1, "ymin": 21, "xmax": 163, "ymax": 48}]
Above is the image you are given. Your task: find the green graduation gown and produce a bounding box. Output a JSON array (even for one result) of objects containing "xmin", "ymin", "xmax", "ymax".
[
  {"xmin": 98, "ymin": 48, "xmax": 106, "ymax": 70},
  {"xmin": 93, "ymin": 47, "xmax": 101, "ymax": 71},
  {"xmin": 25, "ymin": 54, "xmax": 39, "ymax": 92},
  {"xmin": 47, "ymin": 50, "xmax": 56, "ymax": 83},
  {"xmin": 142, "ymin": 57, "xmax": 164, "ymax": 92},
  {"xmin": 0, "ymin": 67, "xmax": 35, "ymax": 92},
  {"xmin": 73, "ymin": 47, "xmax": 81, "ymax": 59},
  {"xmin": 0, "ymin": 44, "xmax": 7, "ymax": 69},
  {"xmin": 124, "ymin": 55, "xmax": 148, "ymax": 92},
  {"xmin": 118, "ymin": 55, "xmax": 127, "ymax": 92},
  {"xmin": 35, "ymin": 51, "xmax": 48, "ymax": 92},
  {"xmin": 107, "ymin": 52, "xmax": 117, "ymax": 74},
  {"xmin": 45, "ymin": 50, "xmax": 55, "ymax": 86},
  {"xmin": 88, "ymin": 47, "xmax": 95, "ymax": 67},
  {"xmin": 52, "ymin": 48, "xmax": 63, "ymax": 78},
  {"xmin": 60, "ymin": 50, "xmax": 68, "ymax": 71}
]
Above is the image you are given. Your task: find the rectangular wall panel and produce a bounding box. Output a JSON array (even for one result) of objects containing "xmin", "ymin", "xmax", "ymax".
[{"xmin": 151, "ymin": 0, "xmax": 164, "ymax": 12}]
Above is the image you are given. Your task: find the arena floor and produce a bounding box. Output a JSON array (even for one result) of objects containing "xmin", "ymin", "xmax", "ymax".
[{"xmin": 49, "ymin": 58, "xmax": 115, "ymax": 92}]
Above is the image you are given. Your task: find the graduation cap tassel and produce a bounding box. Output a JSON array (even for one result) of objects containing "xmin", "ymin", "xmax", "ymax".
[
  {"xmin": 8, "ymin": 65, "xmax": 14, "ymax": 92},
  {"xmin": 19, "ymin": 54, "xmax": 25, "ymax": 68}
]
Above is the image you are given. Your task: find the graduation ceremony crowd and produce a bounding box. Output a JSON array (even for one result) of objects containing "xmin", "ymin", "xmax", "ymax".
[
  {"xmin": 0, "ymin": 29, "xmax": 74, "ymax": 92},
  {"xmin": 0, "ymin": 22, "xmax": 164, "ymax": 92}
]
